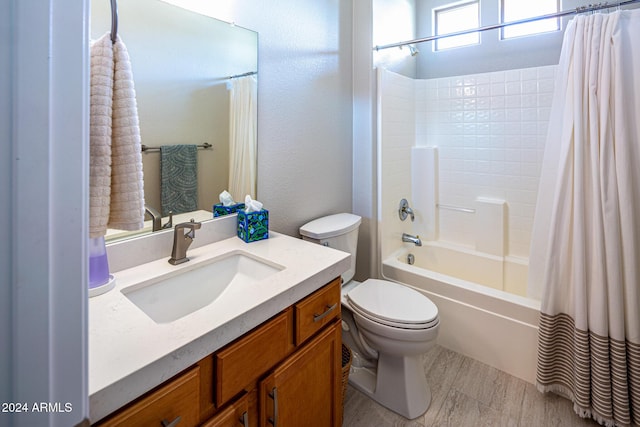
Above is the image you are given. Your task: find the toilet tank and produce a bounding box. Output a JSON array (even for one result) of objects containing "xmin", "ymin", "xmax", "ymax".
[{"xmin": 299, "ymin": 213, "xmax": 362, "ymax": 284}]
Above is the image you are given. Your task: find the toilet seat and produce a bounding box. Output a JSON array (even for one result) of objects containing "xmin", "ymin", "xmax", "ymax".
[{"xmin": 346, "ymin": 279, "xmax": 439, "ymax": 330}]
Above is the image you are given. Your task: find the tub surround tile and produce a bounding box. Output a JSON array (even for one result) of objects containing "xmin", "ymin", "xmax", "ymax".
[{"xmin": 381, "ymin": 65, "xmax": 557, "ymax": 259}]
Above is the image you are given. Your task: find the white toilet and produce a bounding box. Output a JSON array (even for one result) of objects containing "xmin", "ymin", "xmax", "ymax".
[{"xmin": 300, "ymin": 213, "xmax": 440, "ymax": 419}]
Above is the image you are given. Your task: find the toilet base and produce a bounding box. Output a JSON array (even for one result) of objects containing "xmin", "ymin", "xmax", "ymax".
[{"xmin": 348, "ymin": 351, "xmax": 431, "ymax": 419}]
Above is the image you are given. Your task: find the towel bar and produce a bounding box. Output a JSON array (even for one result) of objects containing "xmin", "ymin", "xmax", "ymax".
[{"xmin": 141, "ymin": 142, "xmax": 212, "ymax": 153}]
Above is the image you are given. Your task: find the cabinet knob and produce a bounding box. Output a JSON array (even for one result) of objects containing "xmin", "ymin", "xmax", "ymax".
[
  {"xmin": 161, "ymin": 416, "xmax": 181, "ymax": 427},
  {"xmin": 313, "ymin": 303, "xmax": 338, "ymax": 323}
]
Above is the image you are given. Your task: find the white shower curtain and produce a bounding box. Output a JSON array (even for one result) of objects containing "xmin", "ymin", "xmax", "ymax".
[
  {"xmin": 228, "ymin": 75, "xmax": 258, "ymax": 201},
  {"xmin": 528, "ymin": 10, "xmax": 640, "ymax": 426}
]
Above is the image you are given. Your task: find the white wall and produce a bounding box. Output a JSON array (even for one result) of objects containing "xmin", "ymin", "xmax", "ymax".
[
  {"xmin": 351, "ymin": 0, "xmax": 419, "ymax": 280},
  {"xmin": 228, "ymin": 1, "xmax": 354, "ymax": 237},
  {"xmin": 417, "ymin": 65, "xmax": 556, "ymax": 258},
  {"xmin": 415, "ymin": 0, "xmax": 565, "ymax": 78},
  {"xmin": 373, "ymin": 0, "xmax": 417, "ymax": 78},
  {"xmin": 353, "ymin": 0, "xmax": 378, "ymax": 280}
]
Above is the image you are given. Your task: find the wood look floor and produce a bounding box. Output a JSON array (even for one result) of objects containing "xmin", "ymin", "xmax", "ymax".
[{"xmin": 342, "ymin": 345, "xmax": 601, "ymax": 427}]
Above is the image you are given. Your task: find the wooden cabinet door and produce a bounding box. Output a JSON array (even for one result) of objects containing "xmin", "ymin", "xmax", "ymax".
[
  {"xmin": 201, "ymin": 391, "xmax": 254, "ymax": 427},
  {"xmin": 259, "ymin": 320, "xmax": 341, "ymax": 427}
]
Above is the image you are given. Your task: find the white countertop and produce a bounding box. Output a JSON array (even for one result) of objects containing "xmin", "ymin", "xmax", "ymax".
[{"xmin": 89, "ymin": 232, "xmax": 350, "ymax": 422}]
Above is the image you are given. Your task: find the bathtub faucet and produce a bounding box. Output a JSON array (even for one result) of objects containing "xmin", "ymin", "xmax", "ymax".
[{"xmin": 402, "ymin": 233, "xmax": 422, "ymax": 246}]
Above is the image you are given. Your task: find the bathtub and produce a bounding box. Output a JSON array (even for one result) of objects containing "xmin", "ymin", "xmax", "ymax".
[{"xmin": 382, "ymin": 241, "xmax": 541, "ymax": 383}]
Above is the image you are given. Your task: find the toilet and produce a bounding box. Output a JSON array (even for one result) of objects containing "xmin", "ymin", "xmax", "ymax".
[{"xmin": 300, "ymin": 213, "xmax": 440, "ymax": 419}]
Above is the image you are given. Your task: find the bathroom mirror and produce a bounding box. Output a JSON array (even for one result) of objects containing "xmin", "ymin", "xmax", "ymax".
[{"xmin": 91, "ymin": 0, "xmax": 258, "ymax": 242}]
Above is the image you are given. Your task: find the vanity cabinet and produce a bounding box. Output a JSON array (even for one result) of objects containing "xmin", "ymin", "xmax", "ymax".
[
  {"xmin": 94, "ymin": 277, "xmax": 342, "ymax": 427},
  {"xmin": 200, "ymin": 391, "xmax": 252, "ymax": 427},
  {"xmin": 260, "ymin": 322, "xmax": 342, "ymax": 427}
]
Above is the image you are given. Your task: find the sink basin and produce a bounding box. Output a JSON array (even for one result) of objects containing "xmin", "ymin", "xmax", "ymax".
[{"xmin": 122, "ymin": 251, "xmax": 284, "ymax": 323}]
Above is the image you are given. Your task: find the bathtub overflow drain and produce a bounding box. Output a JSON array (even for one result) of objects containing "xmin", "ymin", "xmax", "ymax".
[{"xmin": 407, "ymin": 253, "xmax": 415, "ymax": 265}]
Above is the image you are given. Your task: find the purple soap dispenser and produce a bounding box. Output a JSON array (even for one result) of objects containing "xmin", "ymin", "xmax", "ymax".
[{"xmin": 89, "ymin": 236, "xmax": 115, "ymax": 297}]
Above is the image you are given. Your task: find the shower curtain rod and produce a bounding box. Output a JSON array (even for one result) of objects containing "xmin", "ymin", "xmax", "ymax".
[{"xmin": 373, "ymin": 0, "xmax": 640, "ymax": 51}]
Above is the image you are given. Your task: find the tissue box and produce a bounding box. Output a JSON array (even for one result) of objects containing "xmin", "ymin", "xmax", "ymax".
[
  {"xmin": 213, "ymin": 203, "xmax": 245, "ymax": 217},
  {"xmin": 237, "ymin": 209, "xmax": 269, "ymax": 242}
]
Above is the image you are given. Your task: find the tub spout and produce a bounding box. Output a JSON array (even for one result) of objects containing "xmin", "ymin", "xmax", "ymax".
[{"xmin": 402, "ymin": 233, "xmax": 422, "ymax": 246}]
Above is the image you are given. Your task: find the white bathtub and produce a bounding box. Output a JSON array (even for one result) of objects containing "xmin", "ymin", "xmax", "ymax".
[{"xmin": 382, "ymin": 241, "xmax": 541, "ymax": 383}]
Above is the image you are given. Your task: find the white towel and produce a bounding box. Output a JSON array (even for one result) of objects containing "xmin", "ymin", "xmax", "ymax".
[
  {"xmin": 108, "ymin": 35, "xmax": 145, "ymax": 231},
  {"xmin": 89, "ymin": 34, "xmax": 114, "ymax": 238},
  {"xmin": 89, "ymin": 33, "xmax": 145, "ymax": 237}
]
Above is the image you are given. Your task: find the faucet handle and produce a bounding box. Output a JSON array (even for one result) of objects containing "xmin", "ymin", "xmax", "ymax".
[
  {"xmin": 175, "ymin": 219, "xmax": 202, "ymax": 230},
  {"xmin": 174, "ymin": 219, "xmax": 202, "ymax": 239},
  {"xmin": 161, "ymin": 211, "xmax": 174, "ymax": 229},
  {"xmin": 399, "ymin": 199, "xmax": 415, "ymax": 222},
  {"xmin": 187, "ymin": 218, "xmax": 202, "ymax": 230}
]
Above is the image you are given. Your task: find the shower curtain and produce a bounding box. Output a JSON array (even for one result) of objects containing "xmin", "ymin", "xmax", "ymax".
[
  {"xmin": 528, "ymin": 10, "xmax": 640, "ymax": 427},
  {"xmin": 228, "ymin": 75, "xmax": 258, "ymax": 201}
]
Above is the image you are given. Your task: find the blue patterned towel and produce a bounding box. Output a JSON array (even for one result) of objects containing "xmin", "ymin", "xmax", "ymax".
[{"xmin": 160, "ymin": 145, "xmax": 198, "ymax": 216}]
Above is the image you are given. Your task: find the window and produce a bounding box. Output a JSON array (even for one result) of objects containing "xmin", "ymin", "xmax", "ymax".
[
  {"xmin": 434, "ymin": 1, "xmax": 480, "ymax": 51},
  {"xmin": 501, "ymin": 0, "xmax": 560, "ymax": 39}
]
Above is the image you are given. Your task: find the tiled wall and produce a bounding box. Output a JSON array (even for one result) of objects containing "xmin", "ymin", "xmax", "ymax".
[
  {"xmin": 415, "ymin": 65, "xmax": 557, "ymax": 258},
  {"xmin": 379, "ymin": 65, "xmax": 556, "ymax": 260},
  {"xmin": 378, "ymin": 69, "xmax": 417, "ymax": 260}
]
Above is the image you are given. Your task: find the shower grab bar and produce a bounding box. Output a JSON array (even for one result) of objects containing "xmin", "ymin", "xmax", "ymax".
[{"xmin": 437, "ymin": 204, "xmax": 475, "ymax": 214}]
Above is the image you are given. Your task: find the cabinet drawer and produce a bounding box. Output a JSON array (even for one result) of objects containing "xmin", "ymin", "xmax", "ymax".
[
  {"xmin": 215, "ymin": 308, "xmax": 293, "ymax": 406},
  {"xmin": 201, "ymin": 391, "xmax": 251, "ymax": 427},
  {"xmin": 97, "ymin": 366, "xmax": 200, "ymax": 427},
  {"xmin": 294, "ymin": 277, "xmax": 341, "ymax": 345}
]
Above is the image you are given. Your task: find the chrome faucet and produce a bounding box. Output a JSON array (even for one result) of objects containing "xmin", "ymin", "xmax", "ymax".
[
  {"xmin": 398, "ymin": 199, "xmax": 415, "ymax": 222},
  {"xmin": 169, "ymin": 219, "xmax": 202, "ymax": 265},
  {"xmin": 402, "ymin": 233, "xmax": 422, "ymax": 246}
]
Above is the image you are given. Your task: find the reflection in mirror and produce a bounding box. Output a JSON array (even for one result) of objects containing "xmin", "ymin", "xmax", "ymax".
[{"xmin": 91, "ymin": 0, "xmax": 258, "ymax": 242}]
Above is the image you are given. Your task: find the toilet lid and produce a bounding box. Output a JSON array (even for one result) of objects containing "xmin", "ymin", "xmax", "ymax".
[{"xmin": 347, "ymin": 279, "xmax": 438, "ymax": 327}]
